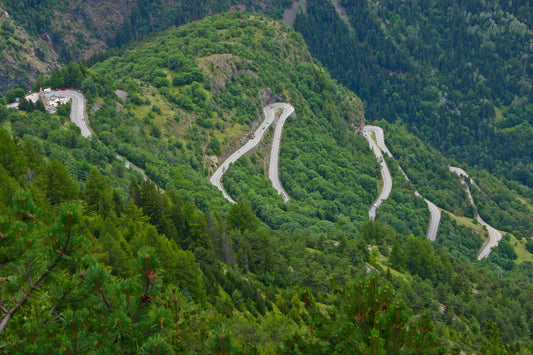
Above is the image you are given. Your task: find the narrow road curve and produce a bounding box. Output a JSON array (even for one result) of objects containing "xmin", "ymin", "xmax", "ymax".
[
  {"xmin": 210, "ymin": 103, "xmax": 295, "ymax": 203},
  {"xmin": 46, "ymin": 90, "xmax": 91, "ymax": 138},
  {"xmin": 423, "ymin": 196, "xmax": 441, "ymax": 241},
  {"xmin": 116, "ymin": 154, "xmax": 148, "ymax": 181},
  {"xmin": 363, "ymin": 126, "xmax": 392, "ymax": 221},
  {"xmin": 449, "ymin": 167, "xmax": 502, "ymax": 260},
  {"xmin": 48, "ymin": 90, "xmax": 156, "ymax": 184},
  {"xmin": 403, "ymin": 167, "xmax": 441, "ymax": 241},
  {"xmin": 54, "ymin": 90, "xmax": 477, "ymax": 246},
  {"xmin": 268, "ymin": 103, "xmax": 294, "ymax": 202},
  {"xmin": 364, "ymin": 126, "xmax": 441, "ymax": 240}
]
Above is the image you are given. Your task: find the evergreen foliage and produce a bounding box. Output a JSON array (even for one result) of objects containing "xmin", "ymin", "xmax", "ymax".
[
  {"xmin": 0, "ymin": 11, "xmax": 532, "ymax": 354},
  {"xmin": 294, "ymin": 0, "xmax": 533, "ymax": 188}
]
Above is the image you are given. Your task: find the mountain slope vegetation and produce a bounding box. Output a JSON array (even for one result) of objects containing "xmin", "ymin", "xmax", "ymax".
[
  {"xmin": 0, "ymin": 0, "xmax": 291, "ymax": 91},
  {"xmin": 0, "ymin": 5, "xmax": 58, "ymax": 92},
  {"xmin": 0, "ymin": 9, "xmax": 532, "ymax": 354},
  {"xmin": 293, "ymin": 0, "xmax": 533, "ymax": 188},
  {"xmin": 3, "ymin": 0, "xmax": 532, "ymax": 193}
]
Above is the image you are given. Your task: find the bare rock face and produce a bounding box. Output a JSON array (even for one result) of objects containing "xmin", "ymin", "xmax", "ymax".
[
  {"xmin": 258, "ymin": 87, "xmax": 273, "ymax": 106},
  {"xmin": 282, "ymin": 0, "xmax": 306, "ymax": 27},
  {"xmin": 0, "ymin": 7, "xmax": 59, "ymax": 92},
  {"xmin": 259, "ymin": 88, "xmax": 285, "ymax": 106},
  {"xmin": 195, "ymin": 54, "xmax": 257, "ymax": 90}
]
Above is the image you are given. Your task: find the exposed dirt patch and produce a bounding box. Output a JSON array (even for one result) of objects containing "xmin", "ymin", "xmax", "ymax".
[
  {"xmin": 195, "ymin": 54, "xmax": 257, "ymax": 90},
  {"xmin": 330, "ymin": 0, "xmax": 353, "ymax": 30},
  {"xmin": 282, "ymin": 0, "xmax": 305, "ymax": 26}
]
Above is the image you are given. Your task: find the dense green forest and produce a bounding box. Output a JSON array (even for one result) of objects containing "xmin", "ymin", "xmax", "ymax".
[
  {"xmin": 1, "ymin": 8, "xmax": 532, "ymax": 355},
  {"xmin": 2, "ymin": 0, "xmax": 531, "ymax": 189},
  {"xmin": 294, "ymin": 0, "xmax": 533, "ymax": 188}
]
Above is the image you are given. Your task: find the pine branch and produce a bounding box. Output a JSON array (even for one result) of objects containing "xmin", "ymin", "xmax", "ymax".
[
  {"xmin": 0, "ymin": 212, "xmax": 75, "ymax": 336},
  {"xmin": 99, "ymin": 289, "xmax": 112, "ymax": 312}
]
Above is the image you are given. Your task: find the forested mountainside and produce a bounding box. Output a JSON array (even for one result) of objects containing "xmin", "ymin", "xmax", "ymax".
[
  {"xmin": 293, "ymin": 0, "xmax": 533, "ymax": 188},
  {"xmin": 0, "ymin": 0, "xmax": 290, "ymax": 91},
  {"xmin": 0, "ymin": 4, "xmax": 59, "ymax": 92},
  {"xmin": 1, "ymin": 0, "xmax": 531, "ymax": 190},
  {"xmin": 1, "ymin": 0, "xmax": 533, "ymax": 351},
  {"xmin": 1, "ymin": 12, "xmax": 533, "ymax": 353}
]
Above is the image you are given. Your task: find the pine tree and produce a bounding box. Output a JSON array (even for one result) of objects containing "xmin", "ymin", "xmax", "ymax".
[
  {"xmin": 0, "ymin": 190, "xmax": 83, "ymax": 342},
  {"xmin": 227, "ymin": 200, "xmax": 260, "ymax": 234},
  {"xmin": 44, "ymin": 159, "xmax": 79, "ymax": 206},
  {"xmin": 83, "ymin": 168, "xmax": 113, "ymax": 216},
  {"xmin": 280, "ymin": 276, "xmax": 444, "ymax": 354},
  {"xmin": 99, "ymin": 219, "xmax": 134, "ymax": 278},
  {"xmin": 389, "ymin": 238, "xmax": 403, "ymax": 271},
  {"xmin": 0, "ymin": 128, "xmax": 27, "ymax": 179}
]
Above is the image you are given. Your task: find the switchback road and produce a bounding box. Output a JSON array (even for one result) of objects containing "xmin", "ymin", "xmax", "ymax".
[
  {"xmin": 52, "ymin": 90, "xmax": 495, "ymax": 249},
  {"xmin": 363, "ymin": 126, "xmax": 393, "ymax": 221},
  {"xmin": 449, "ymin": 167, "xmax": 502, "ymax": 259},
  {"xmin": 48, "ymin": 90, "xmax": 155, "ymax": 184},
  {"xmin": 210, "ymin": 103, "xmax": 295, "ymax": 203},
  {"xmin": 364, "ymin": 126, "xmax": 441, "ymax": 240},
  {"xmin": 268, "ymin": 103, "xmax": 294, "ymax": 202},
  {"xmin": 424, "ymin": 197, "xmax": 441, "ymax": 241}
]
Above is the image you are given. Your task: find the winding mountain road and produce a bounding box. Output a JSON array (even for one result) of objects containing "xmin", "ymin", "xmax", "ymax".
[
  {"xmin": 116, "ymin": 154, "xmax": 149, "ymax": 181},
  {"xmin": 210, "ymin": 103, "xmax": 294, "ymax": 203},
  {"xmin": 449, "ymin": 167, "xmax": 502, "ymax": 259},
  {"xmin": 46, "ymin": 90, "xmax": 91, "ymax": 138},
  {"xmin": 48, "ymin": 90, "xmax": 156, "ymax": 183},
  {"xmin": 54, "ymin": 90, "xmax": 500, "ymax": 252},
  {"xmin": 363, "ymin": 126, "xmax": 441, "ymax": 240},
  {"xmin": 424, "ymin": 198, "xmax": 441, "ymax": 241}
]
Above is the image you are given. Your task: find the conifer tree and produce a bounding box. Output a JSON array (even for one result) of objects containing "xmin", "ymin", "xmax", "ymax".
[
  {"xmin": 99, "ymin": 219, "xmax": 135, "ymax": 278},
  {"xmin": 0, "ymin": 190, "xmax": 83, "ymax": 341},
  {"xmin": 44, "ymin": 159, "xmax": 79, "ymax": 206},
  {"xmin": 280, "ymin": 276, "xmax": 444, "ymax": 354},
  {"xmin": 227, "ymin": 200, "xmax": 260, "ymax": 234},
  {"xmin": 0, "ymin": 128, "xmax": 27, "ymax": 179},
  {"xmin": 83, "ymin": 168, "xmax": 113, "ymax": 216},
  {"xmin": 389, "ymin": 238, "xmax": 403, "ymax": 271}
]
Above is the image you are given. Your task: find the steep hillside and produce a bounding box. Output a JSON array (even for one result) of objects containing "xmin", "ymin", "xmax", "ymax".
[
  {"xmin": 0, "ymin": 0, "xmax": 291, "ymax": 91},
  {"xmin": 293, "ymin": 0, "xmax": 533, "ymax": 188},
  {"xmin": 2, "ymin": 0, "xmax": 531, "ymax": 191},
  {"xmin": 1, "ymin": 11, "xmax": 532, "ymax": 354},
  {"xmin": 0, "ymin": 6, "xmax": 58, "ymax": 92},
  {"xmin": 88, "ymin": 13, "xmax": 394, "ymax": 233}
]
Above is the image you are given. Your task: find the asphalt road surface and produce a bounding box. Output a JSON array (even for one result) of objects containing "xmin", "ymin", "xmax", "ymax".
[
  {"xmin": 268, "ymin": 103, "xmax": 294, "ymax": 202},
  {"xmin": 364, "ymin": 126, "xmax": 440, "ymax": 240},
  {"xmin": 424, "ymin": 198, "xmax": 441, "ymax": 241},
  {"xmin": 363, "ymin": 126, "xmax": 393, "ymax": 221},
  {"xmin": 365, "ymin": 125, "xmax": 392, "ymax": 157},
  {"xmin": 449, "ymin": 166, "xmax": 502, "ymax": 259},
  {"xmin": 46, "ymin": 90, "xmax": 156, "ymax": 184},
  {"xmin": 46, "ymin": 90, "xmax": 466, "ymax": 245},
  {"xmin": 210, "ymin": 103, "xmax": 295, "ymax": 203},
  {"xmin": 46, "ymin": 90, "xmax": 91, "ymax": 138}
]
